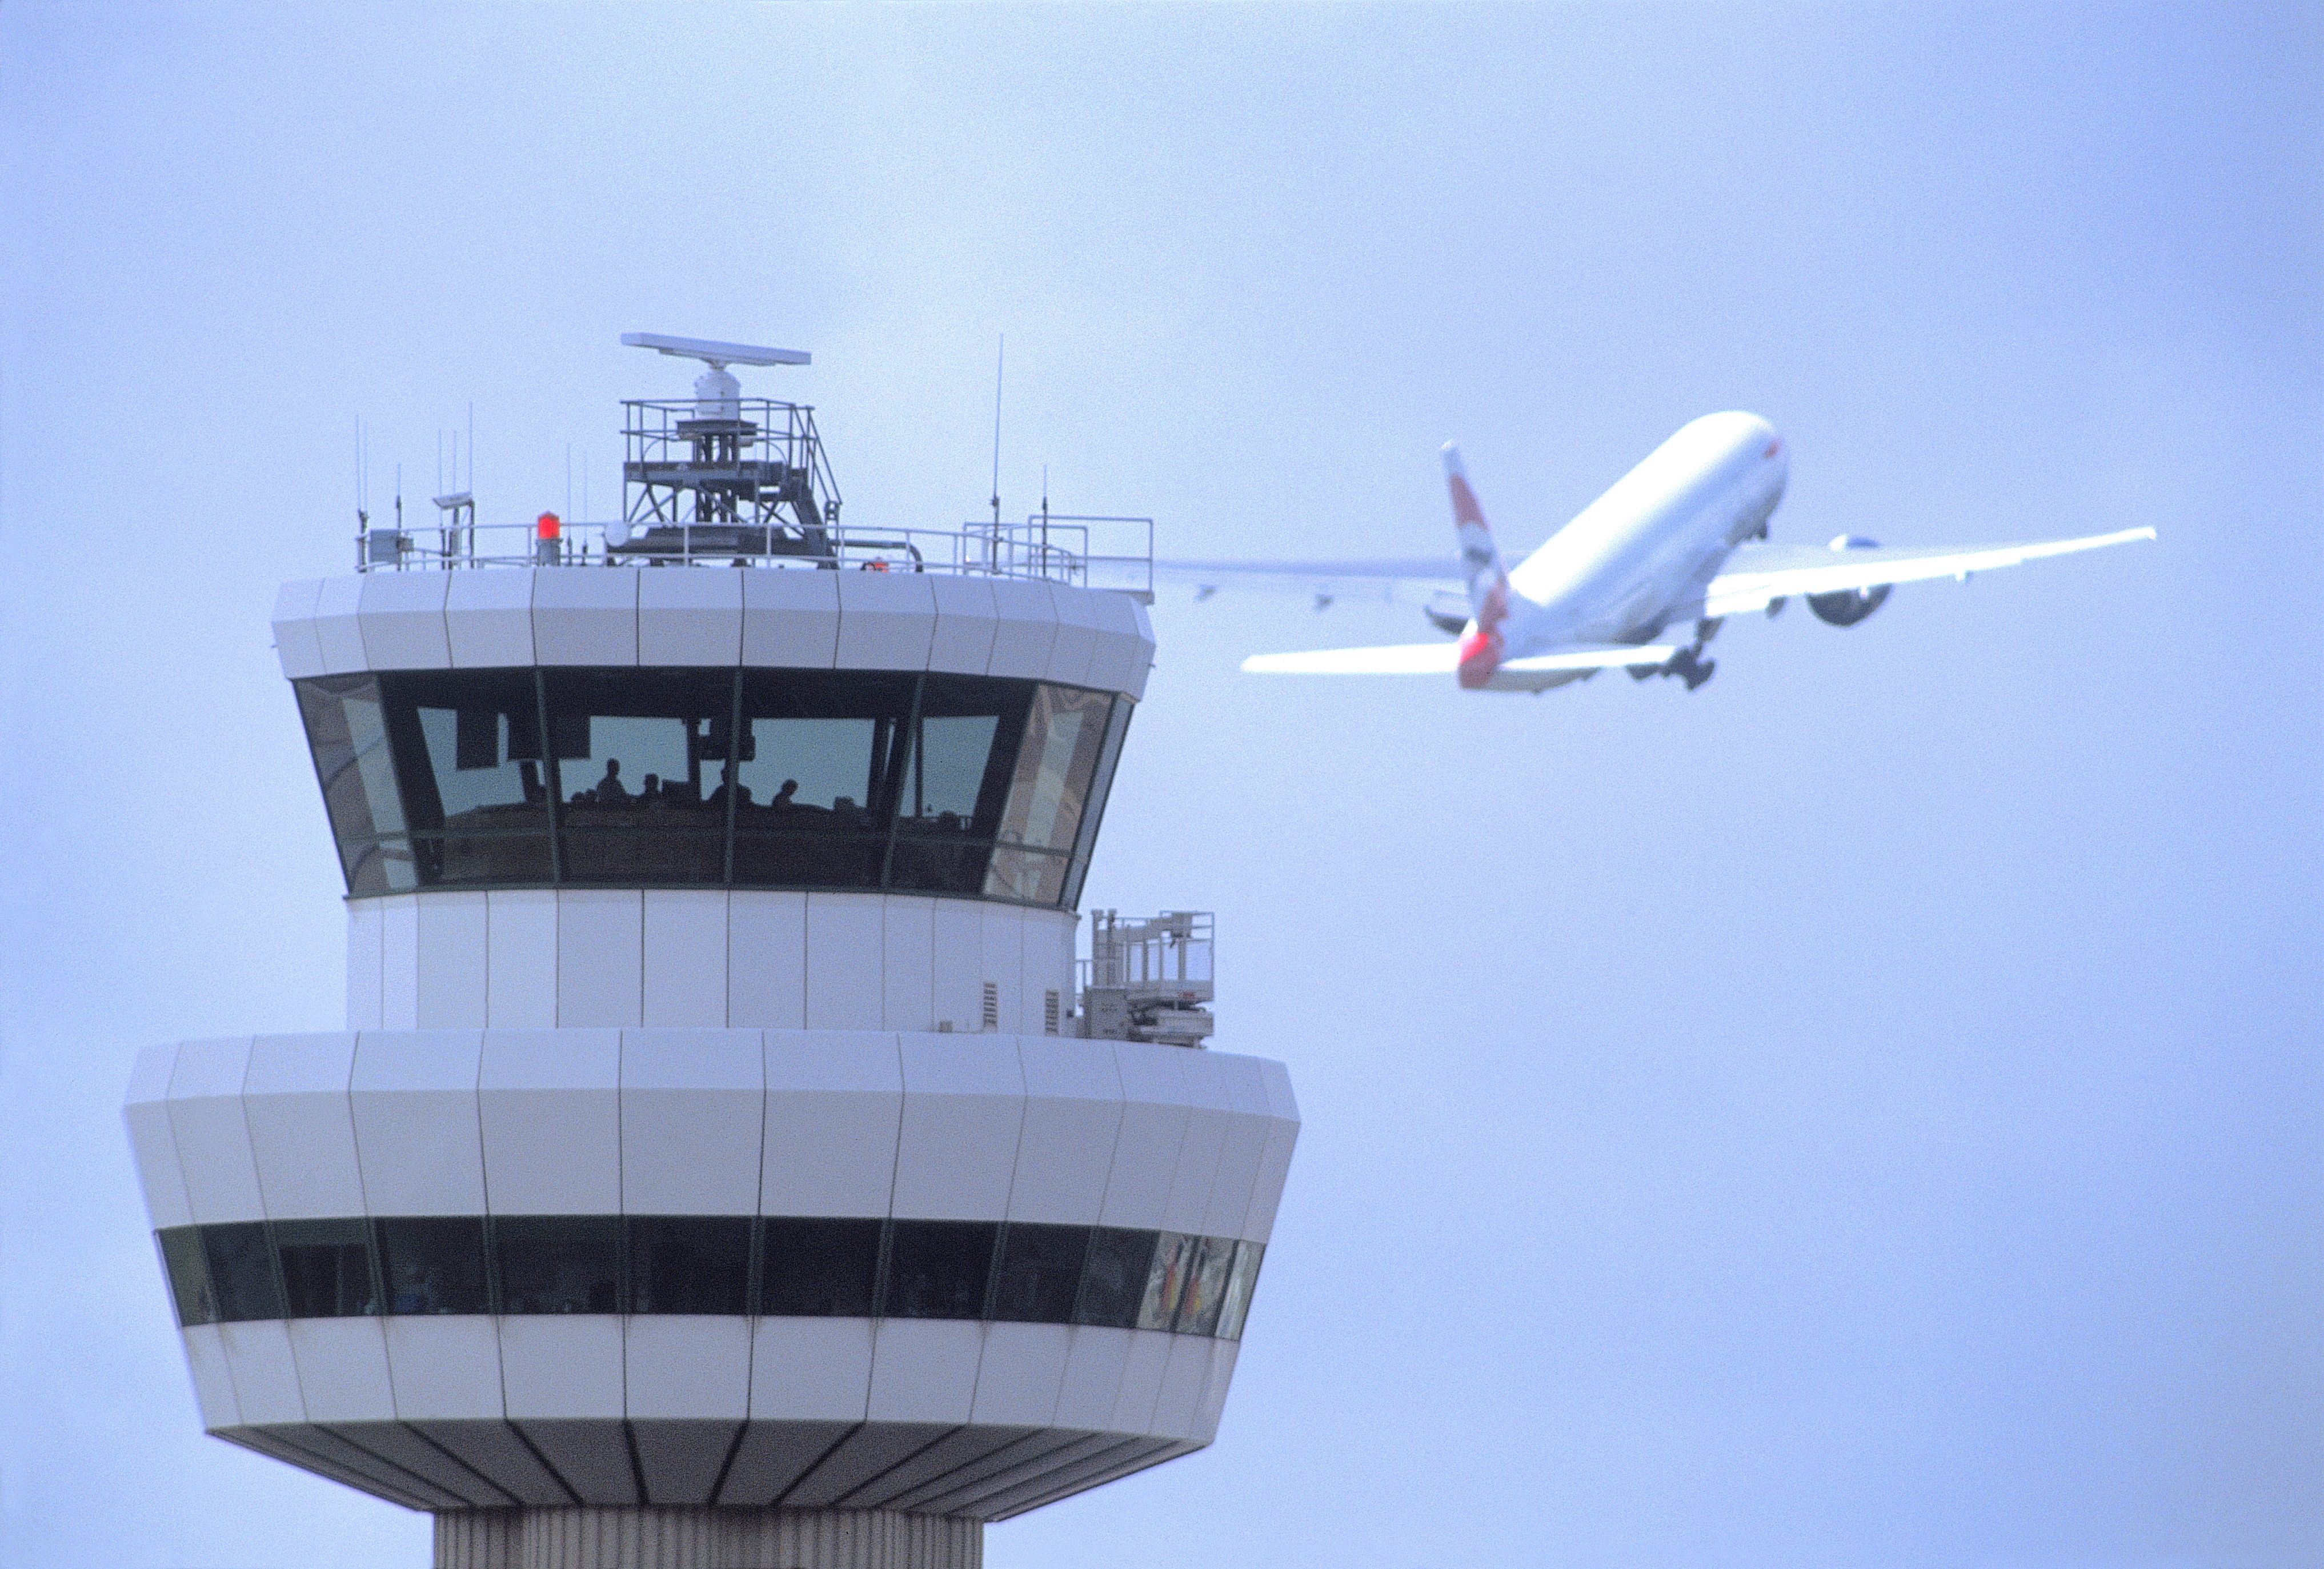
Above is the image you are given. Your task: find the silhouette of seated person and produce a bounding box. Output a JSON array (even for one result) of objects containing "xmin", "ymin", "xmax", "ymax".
[
  {"xmin": 639, "ymin": 772, "xmax": 661, "ymax": 804},
  {"xmin": 592, "ymin": 758, "xmax": 631, "ymax": 804},
  {"xmin": 770, "ymin": 778, "xmax": 800, "ymax": 810},
  {"xmin": 707, "ymin": 777, "xmax": 753, "ymax": 810}
]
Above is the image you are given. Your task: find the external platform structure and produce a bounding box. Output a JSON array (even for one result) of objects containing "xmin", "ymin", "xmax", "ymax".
[{"xmin": 123, "ymin": 345, "xmax": 1297, "ymax": 1568}]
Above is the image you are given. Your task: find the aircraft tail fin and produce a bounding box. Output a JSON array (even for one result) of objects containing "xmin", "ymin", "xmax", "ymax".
[{"xmin": 1443, "ymin": 443, "xmax": 1513, "ymax": 688}]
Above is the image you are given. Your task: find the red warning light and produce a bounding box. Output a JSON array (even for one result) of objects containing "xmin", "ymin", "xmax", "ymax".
[{"xmin": 536, "ymin": 512, "xmax": 561, "ymax": 540}]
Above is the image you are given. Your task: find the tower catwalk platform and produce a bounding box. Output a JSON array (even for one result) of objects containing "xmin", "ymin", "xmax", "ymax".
[{"xmin": 123, "ymin": 339, "xmax": 1297, "ymax": 1569}]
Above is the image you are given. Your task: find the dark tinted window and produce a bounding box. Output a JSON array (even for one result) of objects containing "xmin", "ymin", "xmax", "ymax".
[
  {"xmin": 882, "ymin": 1220, "xmax": 999, "ymax": 1320},
  {"xmin": 887, "ymin": 677, "xmax": 1032, "ymax": 894},
  {"xmin": 375, "ymin": 1216, "xmax": 490, "ymax": 1315},
  {"xmin": 202, "ymin": 1221, "xmax": 283, "ymax": 1323},
  {"xmin": 275, "ymin": 1218, "xmax": 379, "ymax": 1318},
  {"xmin": 495, "ymin": 1215, "xmax": 622, "ymax": 1314},
  {"xmin": 544, "ymin": 670, "xmax": 733, "ymax": 884},
  {"xmin": 1072, "ymin": 1228, "xmax": 1157, "ymax": 1329},
  {"xmin": 158, "ymin": 1226, "xmax": 216, "ymax": 1327},
  {"xmin": 990, "ymin": 1223, "xmax": 1090, "ymax": 1325},
  {"xmin": 627, "ymin": 1215, "xmax": 752, "ymax": 1315},
  {"xmin": 295, "ymin": 674, "xmax": 414, "ymax": 894},
  {"xmin": 380, "ymin": 669, "xmax": 552, "ymax": 886},
  {"xmin": 760, "ymin": 1218, "xmax": 883, "ymax": 1316},
  {"xmin": 731, "ymin": 671, "xmax": 915, "ymax": 887}
]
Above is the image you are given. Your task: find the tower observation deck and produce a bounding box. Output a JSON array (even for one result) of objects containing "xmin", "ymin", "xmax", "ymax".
[{"xmin": 123, "ymin": 339, "xmax": 1297, "ymax": 1569}]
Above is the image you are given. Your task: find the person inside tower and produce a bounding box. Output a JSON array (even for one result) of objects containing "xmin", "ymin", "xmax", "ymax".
[
  {"xmin": 770, "ymin": 778, "xmax": 799, "ymax": 810},
  {"xmin": 594, "ymin": 758, "xmax": 630, "ymax": 803}
]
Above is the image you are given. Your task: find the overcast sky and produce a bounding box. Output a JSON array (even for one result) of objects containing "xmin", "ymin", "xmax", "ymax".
[{"xmin": 2, "ymin": 5, "xmax": 2317, "ymax": 1567}]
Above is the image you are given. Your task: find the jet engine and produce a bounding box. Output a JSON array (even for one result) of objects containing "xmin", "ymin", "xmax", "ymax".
[
  {"xmin": 1806, "ymin": 534, "xmax": 1892, "ymax": 627},
  {"xmin": 1424, "ymin": 589, "xmax": 1470, "ymax": 635}
]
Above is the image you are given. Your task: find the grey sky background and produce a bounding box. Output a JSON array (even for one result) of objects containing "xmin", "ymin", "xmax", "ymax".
[{"xmin": 2, "ymin": 5, "xmax": 2317, "ymax": 1566}]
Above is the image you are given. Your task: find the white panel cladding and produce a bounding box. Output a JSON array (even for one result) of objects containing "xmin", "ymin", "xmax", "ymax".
[
  {"xmin": 867, "ymin": 1320, "xmax": 983, "ymax": 1423},
  {"xmin": 243, "ymin": 1034, "xmax": 365, "ymax": 1220},
  {"xmin": 625, "ymin": 1318, "xmax": 751, "ymax": 1420},
  {"xmin": 416, "ymin": 892, "xmax": 489, "ymax": 1029},
  {"xmin": 750, "ymin": 1319, "xmax": 873, "ymax": 1420},
  {"xmin": 1043, "ymin": 583, "xmax": 1103, "ymax": 689},
  {"xmin": 346, "ymin": 900, "xmax": 385, "ymax": 1030},
  {"xmin": 1083, "ymin": 589, "xmax": 1153, "ymax": 697},
  {"xmin": 486, "ymin": 890, "xmax": 559, "ymax": 1027},
  {"xmin": 1125, "ymin": 595, "xmax": 1156, "ymax": 698},
  {"xmin": 968, "ymin": 1323, "xmax": 1070, "ymax": 1428},
  {"xmin": 925, "ymin": 575, "xmax": 999, "ymax": 676},
  {"xmin": 761, "ymin": 1032, "xmax": 902, "ymax": 1217},
  {"xmin": 1008, "ymin": 1038, "xmax": 1125, "ymax": 1225},
  {"xmin": 638, "ymin": 567, "xmax": 743, "ymax": 665},
  {"xmin": 532, "ymin": 567, "xmax": 639, "ymax": 665},
  {"xmin": 1099, "ymin": 1044, "xmax": 1193, "ymax": 1231},
  {"xmin": 479, "ymin": 1029, "xmax": 622, "ymax": 1214},
  {"xmin": 312, "ymin": 575, "xmax": 368, "ymax": 674},
  {"xmin": 621, "ymin": 1030, "xmax": 764, "ymax": 1215},
  {"xmin": 892, "ymin": 1035, "xmax": 1025, "ymax": 1220},
  {"xmin": 1017, "ymin": 910, "xmax": 1075, "ymax": 1035},
  {"xmin": 741, "ymin": 569, "xmax": 841, "ymax": 667},
  {"xmin": 1245, "ymin": 1058, "xmax": 1301, "ymax": 1240},
  {"xmin": 1148, "ymin": 1335, "xmax": 1214, "ymax": 1442},
  {"xmin": 287, "ymin": 1318, "xmax": 396, "ymax": 1422},
  {"xmin": 349, "ymin": 1031, "xmax": 486, "ymax": 1215},
  {"xmin": 168, "ymin": 1038, "xmax": 263, "ymax": 1224},
  {"xmin": 1108, "ymin": 1328, "xmax": 1173, "ymax": 1435},
  {"xmin": 804, "ymin": 894, "xmax": 883, "ymax": 1030},
  {"xmin": 643, "ymin": 891, "xmax": 730, "ymax": 1027},
  {"xmin": 218, "ymin": 1320, "xmax": 306, "ymax": 1424},
  {"xmin": 984, "ymin": 579, "xmax": 1059, "ymax": 682},
  {"xmin": 1198, "ymin": 1052, "xmax": 1275, "ymax": 1240},
  {"xmin": 977, "ymin": 906, "xmax": 1022, "ymax": 1037},
  {"xmin": 500, "ymin": 1316, "xmax": 626, "ymax": 1419},
  {"xmin": 125, "ymin": 1043, "xmax": 191, "ymax": 1230},
  {"xmin": 728, "ymin": 891, "xmax": 807, "ymax": 1028},
  {"xmin": 1194, "ymin": 1338, "xmax": 1240, "ymax": 1440},
  {"xmin": 272, "ymin": 579, "xmax": 327, "ymax": 679},
  {"xmin": 1159, "ymin": 1044, "xmax": 1233, "ymax": 1238},
  {"xmin": 380, "ymin": 896, "xmax": 420, "ymax": 1030},
  {"xmin": 931, "ymin": 902, "xmax": 984, "ymax": 1036},
  {"xmin": 182, "ymin": 1326, "xmax": 242, "ymax": 1429},
  {"xmin": 833, "ymin": 572, "xmax": 936, "ymax": 671},
  {"xmin": 445, "ymin": 568, "xmax": 538, "ymax": 667},
  {"xmin": 558, "ymin": 890, "xmax": 643, "ymax": 1026},
  {"xmin": 358, "ymin": 571, "xmax": 453, "ymax": 670},
  {"xmin": 880, "ymin": 898, "xmax": 934, "ymax": 1032},
  {"xmin": 1049, "ymin": 1325, "xmax": 1133, "ymax": 1433},
  {"xmin": 384, "ymin": 1318, "xmax": 504, "ymax": 1420}
]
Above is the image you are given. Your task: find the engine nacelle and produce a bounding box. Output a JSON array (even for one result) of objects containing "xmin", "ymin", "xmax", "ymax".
[
  {"xmin": 1424, "ymin": 588, "xmax": 1470, "ymax": 636},
  {"xmin": 1807, "ymin": 534, "xmax": 1892, "ymax": 627}
]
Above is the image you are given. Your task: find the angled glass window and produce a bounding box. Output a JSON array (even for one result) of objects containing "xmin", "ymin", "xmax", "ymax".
[
  {"xmin": 494, "ymin": 1215, "xmax": 622, "ymax": 1314},
  {"xmin": 759, "ymin": 1218, "xmax": 882, "ymax": 1317},
  {"xmin": 989, "ymin": 1223, "xmax": 1091, "ymax": 1325},
  {"xmin": 985, "ymin": 685, "xmax": 1112, "ymax": 903},
  {"xmin": 732, "ymin": 670, "xmax": 914, "ymax": 887},
  {"xmin": 1172, "ymin": 1233, "xmax": 1238, "ymax": 1337},
  {"xmin": 1071, "ymin": 1227, "xmax": 1158, "ymax": 1330},
  {"xmin": 202, "ymin": 1221, "xmax": 283, "ymax": 1323},
  {"xmin": 1135, "ymin": 1231, "xmax": 1199, "ymax": 1332},
  {"xmin": 157, "ymin": 1226, "xmax": 217, "ymax": 1328},
  {"xmin": 295, "ymin": 675, "xmax": 415, "ymax": 894},
  {"xmin": 1215, "ymin": 1240, "xmax": 1264, "ymax": 1342},
  {"xmin": 627, "ymin": 1215, "xmax": 752, "ymax": 1315},
  {"xmin": 886, "ymin": 676, "xmax": 1032, "ymax": 895},
  {"xmin": 374, "ymin": 1216, "xmax": 490, "ymax": 1315},
  {"xmin": 544, "ymin": 670, "xmax": 734, "ymax": 884},
  {"xmin": 881, "ymin": 1220, "xmax": 999, "ymax": 1320},
  {"xmin": 379, "ymin": 670, "xmax": 552, "ymax": 886},
  {"xmin": 275, "ymin": 1218, "xmax": 379, "ymax": 1318},
  {"xmin": 1062, "ymin": 697, "xmax": 1133, "ymax": 910}
]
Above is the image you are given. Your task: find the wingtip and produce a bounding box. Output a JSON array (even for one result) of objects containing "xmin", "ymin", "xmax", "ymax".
[{"xmin": 1440, "ymin": 442, "xmax": 1465, "ymax": 480}]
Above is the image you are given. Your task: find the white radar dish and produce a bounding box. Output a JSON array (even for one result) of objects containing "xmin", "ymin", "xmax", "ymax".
[{"xmin": 621, "ymin": 332, "xmax": 810, "ymax": 368}]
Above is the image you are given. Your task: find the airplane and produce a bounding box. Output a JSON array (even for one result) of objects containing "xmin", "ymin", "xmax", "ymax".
[{"xmin": 1162, "ymin": 412, "xmax": 2154, "ymax": 692}]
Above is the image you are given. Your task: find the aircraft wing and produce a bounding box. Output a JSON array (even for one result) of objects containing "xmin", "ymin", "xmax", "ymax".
[
  {"xmin": 1242, "ymin": 641, "xmax": 1678, "ymax": 676},
  {"xmin": 1700, "ymin": 527, "xmax": 2156, "ymax": 619},
  {"xmin": 1156, "ymin": 556, "xmax": 1461, "ymax": 606}
]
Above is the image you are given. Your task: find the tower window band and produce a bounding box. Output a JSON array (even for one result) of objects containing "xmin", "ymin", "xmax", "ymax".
[{"xmin": 294, "ymin": 668, "xmax": 1130, "ymax": 909}]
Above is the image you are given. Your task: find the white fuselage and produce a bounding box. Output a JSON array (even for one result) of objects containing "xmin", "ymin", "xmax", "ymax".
[{"xmin": 1493, "ymin": 412, "xmax": 1789, "ymax": 683}]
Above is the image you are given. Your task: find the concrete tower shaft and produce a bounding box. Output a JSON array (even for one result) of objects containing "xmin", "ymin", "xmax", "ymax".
[{"xmin": 126, "ymin": 553, "xmax": 1297, "ymax": 1566}]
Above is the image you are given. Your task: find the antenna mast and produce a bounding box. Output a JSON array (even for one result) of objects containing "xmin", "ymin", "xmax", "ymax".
[{"xmin": 989, "ymin": 335, "xmax": 1004, "ymax": 531}]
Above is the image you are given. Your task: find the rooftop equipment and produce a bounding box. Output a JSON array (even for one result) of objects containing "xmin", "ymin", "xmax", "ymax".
[{"xmin": 1080, "ymin": 910, "xmax": 1216, "ymax": 1045}]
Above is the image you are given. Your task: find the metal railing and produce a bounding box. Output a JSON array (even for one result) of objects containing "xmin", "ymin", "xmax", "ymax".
[
  {"xmin": 1079, "ymin": 910, "xmax": 1214, "ymax": 1046},
  {"xmin": 354, "ymin": 512, "xmax": 1155, "ymax": 600}
]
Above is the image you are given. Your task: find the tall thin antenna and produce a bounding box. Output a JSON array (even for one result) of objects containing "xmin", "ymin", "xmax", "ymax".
[
  {"xmin": 566, "ymin": 443, "xmax": 574, "ymax": 521},
  {"xmin": 467, "ymin": 402, "xmax": 475, "ymax": 494},
  {"xmin": 989, "ymin": 335, "xmax": 1004, "ymax": 531}
]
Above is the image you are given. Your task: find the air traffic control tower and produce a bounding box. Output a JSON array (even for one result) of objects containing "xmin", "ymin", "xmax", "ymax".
[{"xmin": 122, "ymin": 337, "xmax": 1298, "ymax": 1569}]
